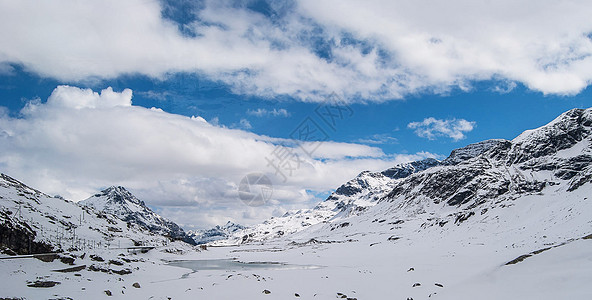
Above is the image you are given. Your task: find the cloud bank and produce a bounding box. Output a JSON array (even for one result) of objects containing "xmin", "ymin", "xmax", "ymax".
[
  {"xmin": 1, "ymin": 0, "xmax": 592, "ymax": 101},
  {"xmin": 0, "ymin": 86, "xmax": 435, "ymax": 228}
]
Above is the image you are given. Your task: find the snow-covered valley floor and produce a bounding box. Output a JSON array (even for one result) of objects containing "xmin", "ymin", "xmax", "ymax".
[
  {"xmin": 3, "ymin": 189, "xmax": 592, "ymax": 300},
  {"xmin": 3, "ymin": 233, "xmax": 591, "ymax": 300}
]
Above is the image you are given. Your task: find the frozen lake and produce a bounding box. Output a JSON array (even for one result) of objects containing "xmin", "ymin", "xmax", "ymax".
[{"xmin": 166, "ymin": 258, "xmax": 322, "ymax": 271}]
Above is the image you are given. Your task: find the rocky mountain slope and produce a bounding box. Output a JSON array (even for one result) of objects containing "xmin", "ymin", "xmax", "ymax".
[
  {"xmin": 217, "ymin": 107, "xmax": 592, "ymax": 245},
  {"xmin": 0, "ymin": 175, "xmax": 170, "ymax": 254},
  {"xmin": 79, "ymin": 186, "xmax": 195, "ymax": 245}
]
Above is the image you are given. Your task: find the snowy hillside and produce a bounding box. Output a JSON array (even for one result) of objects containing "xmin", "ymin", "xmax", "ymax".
[
  {"xmin": 0, "ymin": 175, "xmax": 169, "ymax": 254},
  {"xmin": 217, "ymin": 107, "xmax": 592, "ymax": 246},
  {"xmin": 79, "ymin": 186, "xmax": 194, "ymax": 245},
  {"xmin": 217, "ymin": 158, "xmax": 440, "ymax": 245}
]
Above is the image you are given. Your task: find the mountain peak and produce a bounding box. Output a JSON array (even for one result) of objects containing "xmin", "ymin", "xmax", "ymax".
[
  {"xmin": 95, "ymin": 185, "xmax": 144, "ymax": 206},
  {"xmin": 508, "ymin": 107, "xmax": 592, "ymax": 164},
  {"xmin": 80, "ymin": 186, "xmax": 193, "ymax": 244}
]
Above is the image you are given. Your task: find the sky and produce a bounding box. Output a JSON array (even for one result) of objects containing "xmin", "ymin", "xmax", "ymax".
[{"xmin": 1, "ymin": 0, "xmax": 592, "ymax": 230}]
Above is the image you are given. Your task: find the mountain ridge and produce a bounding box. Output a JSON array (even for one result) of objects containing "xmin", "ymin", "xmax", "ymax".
[{"xmin": 214, "ymin": 107, "xmax": 592, "ymax": 245}]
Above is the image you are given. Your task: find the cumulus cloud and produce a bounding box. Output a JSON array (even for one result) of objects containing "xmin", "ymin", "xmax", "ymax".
[
  {"xmin": 247, "ymin": 108, "xmax": 290, "ymax": 117},
  {"xmin": 1, "ymin": 1, "xmax": 592, "ymax": 101},
  {"xmin": 408, "ymin": 118, "xmax": 475, "ymax": 141},
  {"xmin": 44, "ymin": 86, "xmax": 133, "ymax": 109},
  {"xmin": 0, "ymin": 85, "xmax": 436, "ymax": 228}
]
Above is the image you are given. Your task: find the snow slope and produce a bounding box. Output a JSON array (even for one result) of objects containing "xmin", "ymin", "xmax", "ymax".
[
  {"xmin": 79, "ymin": 186, "xmax": 194, "ymax": 244},
  {"xmin": 0, "ymin": 175, "xmax": 169, "ymax": 253}
]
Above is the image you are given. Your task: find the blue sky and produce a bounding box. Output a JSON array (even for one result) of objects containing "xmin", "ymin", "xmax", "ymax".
[{"xmin": 1, "ymin": 0, "xmax": 592, "ymax": 229}]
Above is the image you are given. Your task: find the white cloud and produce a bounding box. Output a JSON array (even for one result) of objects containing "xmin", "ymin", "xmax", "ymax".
[
  {"xmin": 0, "ymin": 85, "xmax": 436, "ymax": 228},
  {"xmin": 491, "ymin": 81, "xmax": 518, "ymax": 94},
  {"xmin": 43, "ymin": 85, "xmax": 133, "ymax": 109},
  {"xmin": 1, "ymin": 1, "xmax": 592, "ymax": 101},
  {"xmin": 238, "ymin": 118, "xmax": 252, "ymax": 129},
  {"xmin": 247, "ymin": 108, "xmax": 290, "ymax": 117},
  {"xmin": 356, "ymin": 133, "xmax": 398, "ymax": 145},
  {"xmin": 408, "ymin": 118, "xmax": 475, "ymax": 141},
  {"xmin": 137, "ymin": 90, "xmax": 171, "ymax": 101}
]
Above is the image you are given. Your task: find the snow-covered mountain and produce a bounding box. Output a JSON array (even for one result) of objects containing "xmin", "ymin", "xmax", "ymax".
[
  {"xmin": 187, "ymin": 221, "xmax": 245, "ymax": 245},
  {"xmin": 213, "ymin": 158, "xmax": 440, "ymax": 244},
  {"xmin": 217, "ymin": 107, "xmax": 592, "ymax": 245},
  {"xmin": 79, "ymin": 186, "xmax": 195, "ymax": 245},
  {"xmin": 0, "ymin": 175, "xmax": 170, "ymax": 254}
]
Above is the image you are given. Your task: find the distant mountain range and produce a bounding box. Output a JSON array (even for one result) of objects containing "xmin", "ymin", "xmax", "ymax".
[
  {"xmin": 215, "ymin": 107, "xmax": 592, "ymax": 245},
  {"xmin": 187, "ymin": 221, "xmax": 245, "ymax": 245}
]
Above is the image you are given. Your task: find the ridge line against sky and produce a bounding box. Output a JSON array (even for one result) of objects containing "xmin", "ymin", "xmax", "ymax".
[{"xmin": 1, "ymin": 0, "xmax": 592, "ymax": 229}]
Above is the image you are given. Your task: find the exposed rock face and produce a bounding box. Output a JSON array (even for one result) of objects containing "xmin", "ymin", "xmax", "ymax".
[
  {"xmin": 80, "ymin": 186, "xmax": 195, "ymax": 245},
  {"xmin": 0, "ymin": 211, "xmax": 53, "ymax": 255},
  {"xmin": 383, "ymin": 108, "xmax": 592, "ymax": 211},
  {"xmin": 441, "ymin": 139, "xmax": 508, "ymax": 166},
  {"xmin": 217, "ymin": 107, "xmax": 592, "ymax": 245}
]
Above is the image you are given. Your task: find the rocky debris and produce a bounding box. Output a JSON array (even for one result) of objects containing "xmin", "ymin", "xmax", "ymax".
[
  {"xmin": 26, "ymin": 280, "xmax": 60, "ymax": 288},
  {"xmin": 132, "ymin": 282, "xmax": 141, "ymax": 288},
  {"xmin": 336, "ymin": 292, "xmax": 357, "ymax": 300},
  {"xmin": 53, "ymin": 265, "xmax": 86, "ymax": 273},
  {"xmin": 89, "ymin": 254, "xmax": 104, "ymax": 262},
  {"xmin": 262, "ymin": 289, "xmax": 271, "ymax": 294},
  {"xmin": 288, "ymin": 238, "xmax": 357, "ymax": 246},
  {"xmin": 435, "ymin": 283, "xmax": 444, "ymax": 287},
  {"xmin": 330, "ymin": 222, "xmax": 350, "ymax": 231},
  {"xmin": 88, "ymin": 264, "xmax": 132, "ymax": 275},
  {"xmin": 120, "ymin": 257, "xmax": 142, "ymax": 263},
  {"xmin": 104, "ymin": 290, "xmax": 112, "ymax": 296},
  {"xmin": 412, "ymin": 283, "xmax": 421, "ymax": 287},
  {"xmin": 109, "ymin": 259, "xmax": 124, "ymax": 266},
  {"xmin": 34, "ymin": 253, "xmax": 59, "ymax": 262},
  {"xmin": 59, "ymin": 254, "xmax": 75, "ymax": 265}
]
